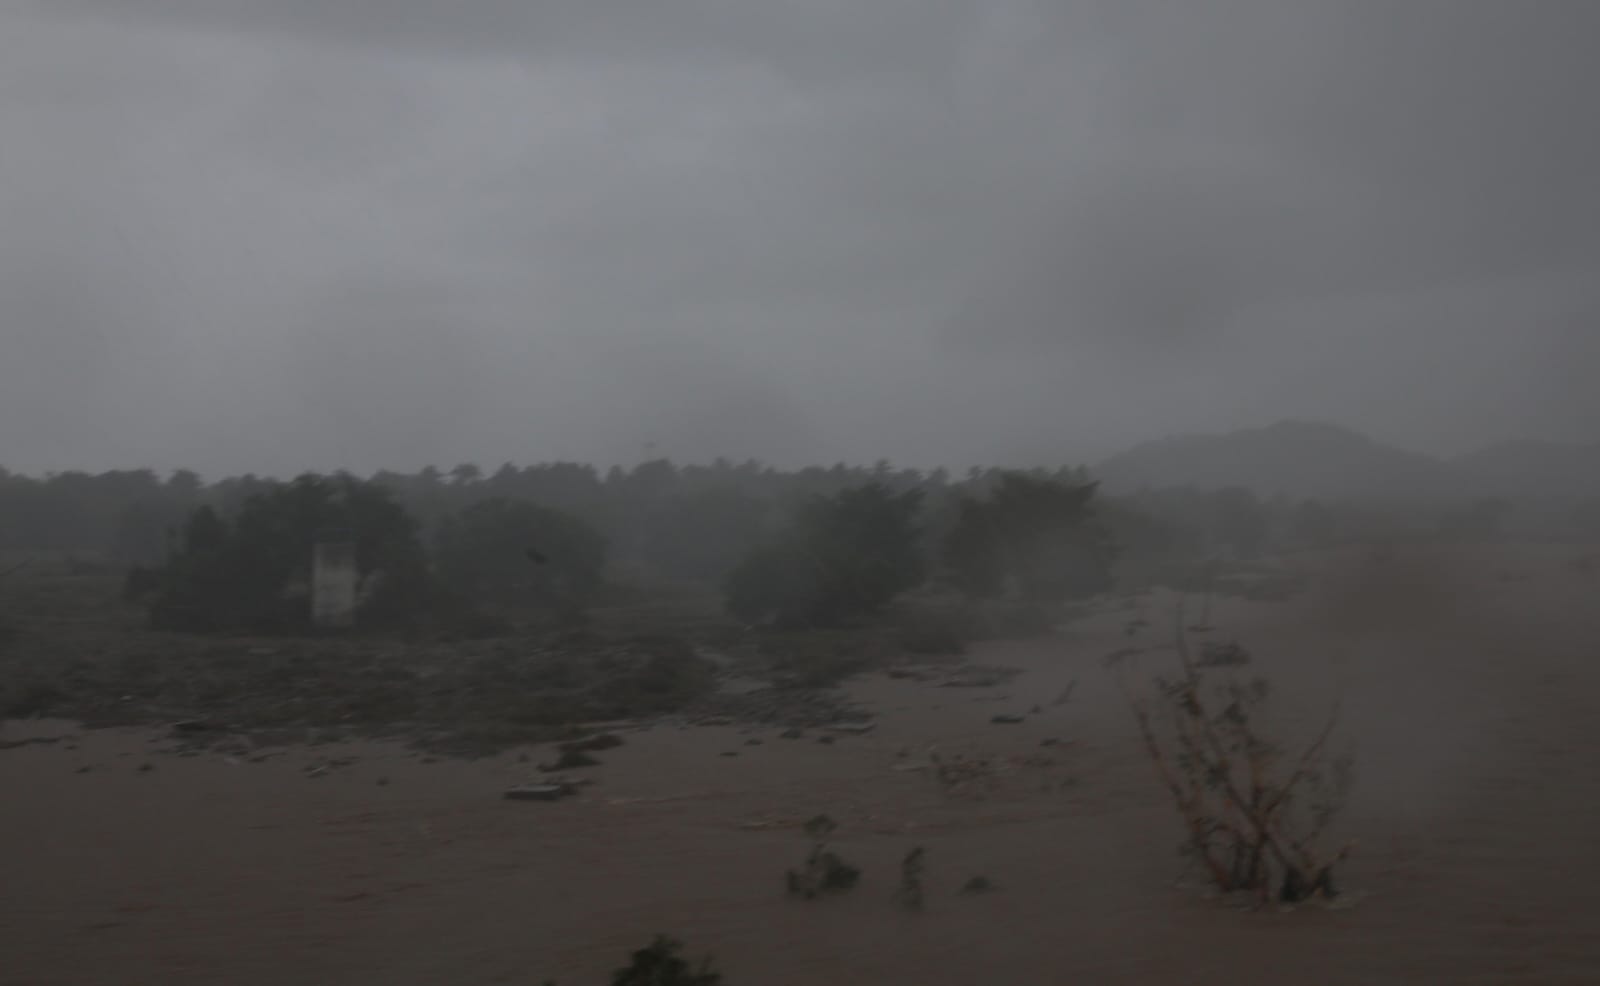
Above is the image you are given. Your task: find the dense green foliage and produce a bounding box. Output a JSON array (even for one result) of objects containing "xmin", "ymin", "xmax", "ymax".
[
  {"xmin": 432, "ymin": 497, "xmax": 608, "ymax": 612},
  {"xmin": 945, "ymin": 473, "xmax": 1116, "ymax": 601},
  {"xmin": 724, "ymin": 484, "xmax": 926, "ymax": 627},
  {"xmin": 609, "ymin": 936, "xmax": 723, "ymax": 986},
  {"xmin": 144, "ymin": 475, "xmax": 433, "ymax": 633},
  {"xmin": 638, "ymin": 486, "xmax": 772, "ymax": 582}
]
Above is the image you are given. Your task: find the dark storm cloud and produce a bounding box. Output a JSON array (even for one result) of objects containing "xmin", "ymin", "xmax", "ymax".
[
  {"xmin": 955, "ymin": 0, "xmax": 1600, "ymax": 351},
  {"xmin": 3, "ymin": 1, "xmax": 1598, "ymax": 475},
  {"xmin": 42, "ymin": 0, "xmax": 976, "ymax": 84}
]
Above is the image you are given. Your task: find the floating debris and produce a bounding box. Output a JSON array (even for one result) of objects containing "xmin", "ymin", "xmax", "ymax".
[
  {"xmin": 938, "ymin": 666, "xmax": 1021, "ymax": 689},
  {"xmin": 560, "ymin": 733, "xmax": 624, "ymax": 754},
  {"xmin": 1197, "ymin": 641, "xmax": 1251, "ymax": 668}
]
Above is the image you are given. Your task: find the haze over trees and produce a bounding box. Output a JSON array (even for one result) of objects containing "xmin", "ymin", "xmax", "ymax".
[
  {"xmin": 944, "ymin": 473, "xmax": 1115, "ymax": 601},
  {"xmin": 723, "ymin": 483, "xmax": 927, "ymax": 628},
  {"xmin": 4, "ymin": 420, "xmax": 1597, "ymax": 639},
  {"xmin": 139, "ymin": 475, "xmax": 434, "ymax": 634},
  {"xmin": 433, "ymin": 498, "xmax": 608, "ymax": 615}
]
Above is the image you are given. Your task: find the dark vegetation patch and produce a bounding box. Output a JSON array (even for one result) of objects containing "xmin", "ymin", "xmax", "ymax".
[
  {"xmin": 0, "ymin": 460, "xmax": 1381, "ymax": 766},
  {"xmin": 1, "ymin": 631, "xmax": 717, "ymax": 758},
  {"xmin": 607, "ymin": 935, "xmax": 723, "ymax": 986},
  {"xmin": 785, "ymin": 814, "xmax": 862, "ymax": 900},
  {"xmin": 683, "ymin": 685, "xmax": 863, "ymax": 731}
]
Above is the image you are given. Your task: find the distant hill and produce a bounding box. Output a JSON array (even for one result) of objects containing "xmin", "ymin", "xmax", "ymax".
[
  {"xmin": 1449, "ymin": 439, "xmax": 1600, "ymax": 499},
  {"xmin": 1094, "ymin": 421, "xmax": 1600, "ymax": 500},
  {"xmin": 1093, "ymin": 421, "xmax": 1456, "ymax": 500}
]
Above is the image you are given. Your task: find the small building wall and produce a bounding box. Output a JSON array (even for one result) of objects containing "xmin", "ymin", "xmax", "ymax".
[{"xmin": 311, "ymin": 539, "xmax": 358, "ymax": 629}]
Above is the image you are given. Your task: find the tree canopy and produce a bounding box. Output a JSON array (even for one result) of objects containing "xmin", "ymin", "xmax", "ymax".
[{"xmin": 724, "ymin": 483, "xmax": 926, "ymax": 627}]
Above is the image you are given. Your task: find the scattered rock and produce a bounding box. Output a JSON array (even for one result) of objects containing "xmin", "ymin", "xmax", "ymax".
[
  {"xmin": 540, "ymin": 749, "xmax": 600, "ymax": 772},
  {"xmin": 301, "ymin": 758, "xmax": 357, "ymax": 778},
  {"xmin": 886, "ymin": 668, "xmax": 934, "ymax": 681},
  {"xmin": 0, "ymin": 736, "xmax": 66, "ymax": 751},
  {"xmin": 817, "ymin": 736, "xmax": 836, "ymax": 745},
  {"xmin": 560, "ymin": 733, "xmax": 624, "ymax": 755},
  {"xmin": 721, "ymin": 751, "xmax": 740, "ymax": 758},
  {"xmin": 137, "ymin": 763, "xmax": 155, "ymax": 773},
  {"xmin": 938, "ymin": 666, "xmax": 1021, "ymax": 689},
  {"xmin": 990, "ymin": 714, "xmax": 1026, "ymax": 725},
  {"xmin": 687, "ymin": 688, "xmax": 864, "ymax": 731},
  {"xmin": 787, "ymin": 847, "xmax": 861, "ymax": 899},
  {"xmin": 960, "ymin": 876, "xmax": 997, "ymax": 895},
  {"xmin": 246, "ymin": 728, "xmax": 301, "ymax": 749},
  {"xmin": 503, "ymin": 783, "xmax": 572, "ymax": 802},
  {"xmin": 169, "ymin": 719, "xmax": 217, "ymax": 736},
  {"xmin": 376, "ymin": 776, "xmax": 390, "ymax": 787},
  {"xmin": 780, "ymin": 728, "xmax": 804, "ymax": 740},
  {"xmin": 744, "ymin": 738, "xmax": 763, "ymax": 746},
  {"xmin": 827, "ymin": 721, "xmax": 876, "ymax": 735},
  {"xmin": 75, "ymin": 765, "xmax": 94, "ymax": 774},
  {"xmin": 803, "ymin": 814, "xmax": 837, "ymax": 836}
]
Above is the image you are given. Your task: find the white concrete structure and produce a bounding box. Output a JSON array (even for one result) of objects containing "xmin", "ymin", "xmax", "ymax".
[{"xmin": 311, "ymin": 538, "xmax": 358, "ymax": 629}]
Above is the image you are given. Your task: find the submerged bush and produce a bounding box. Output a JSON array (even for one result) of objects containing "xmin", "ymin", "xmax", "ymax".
[{"xmin": 1109, "ymin": 610, "xmax": 1354, "ymax": 904}]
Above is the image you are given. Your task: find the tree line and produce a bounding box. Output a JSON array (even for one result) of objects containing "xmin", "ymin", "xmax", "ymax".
[
  {"xmin": 0, "ymin": 459, "xmax": 1350, "ymax": 565},
  {"xmin": 0, "ymin": 458, "xmax": 1511, "ymax": 636}
]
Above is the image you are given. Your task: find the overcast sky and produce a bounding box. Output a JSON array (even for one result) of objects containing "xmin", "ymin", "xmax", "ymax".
[{"xmin": 3, "ymin": 1, "xmax": 1597, "ymax": 477}]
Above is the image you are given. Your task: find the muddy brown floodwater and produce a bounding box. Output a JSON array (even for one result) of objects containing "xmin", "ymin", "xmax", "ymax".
[{"xmin": 3, "ymin": 544, "xmax": 1598, "ymax": 985}]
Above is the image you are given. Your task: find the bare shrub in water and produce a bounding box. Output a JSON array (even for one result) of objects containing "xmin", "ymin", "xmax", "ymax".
[{"xmin": 1108, "ymin": 611, "xmax": 1353, "ymax": 904}]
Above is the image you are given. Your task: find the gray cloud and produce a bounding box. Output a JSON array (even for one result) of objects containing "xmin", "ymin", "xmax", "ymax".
[{"xmin": 2, "ymin": 1, "xmax": 1597, "ymax": 476}]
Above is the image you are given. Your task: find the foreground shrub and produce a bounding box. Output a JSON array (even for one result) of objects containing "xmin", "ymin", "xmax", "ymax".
[
  {"xmin": 786, "ymin": 814, "xmax": 862, "ymax": 899},
  {"xmin": 894, "ymin": 847, "xmax": 927, "ymax": 911},
  {"xmin": 1108, "ymin": 611, "xmax": 1354, "ymax": 903},
  {"xmin": 610, "ymin": 935, "xmax": 723, "ymax": 986}
]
